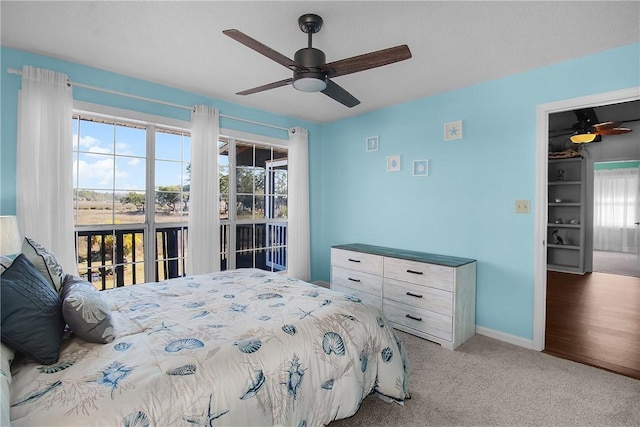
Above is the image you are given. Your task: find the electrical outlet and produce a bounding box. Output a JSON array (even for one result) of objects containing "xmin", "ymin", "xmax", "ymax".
[{"xmin": 515, "ymin": 200, "xmax": 530, "ymax": 214}]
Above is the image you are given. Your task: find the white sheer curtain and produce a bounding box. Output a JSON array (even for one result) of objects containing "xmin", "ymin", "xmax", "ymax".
[
  {"xmin": 593, "ymin": 166, "xmax": 639, "ymax": 253},
  {"xmin": 287, "ymin": 127, "xmax": 310, "ymax": 281},
  {"xmin": 17, "ymin": 65, "xmax": 77, "ymax": 274},
  {"xmin": 187, "ymin": 105, "xmax": 220, "ymax": 274}
]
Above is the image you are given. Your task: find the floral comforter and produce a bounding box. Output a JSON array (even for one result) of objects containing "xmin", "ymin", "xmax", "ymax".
[{"xmin": 10, "ymin": 269, "xmax": 409, "ymax": 426}]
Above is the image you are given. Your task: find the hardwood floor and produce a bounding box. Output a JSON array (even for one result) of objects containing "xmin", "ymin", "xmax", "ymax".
[{"xmin": 544, "ymin": 271, "xmax": 640, "ymax": 380}]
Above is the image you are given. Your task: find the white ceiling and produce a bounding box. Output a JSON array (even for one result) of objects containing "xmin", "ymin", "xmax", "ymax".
[{"xmin": 2, "ymin": 1, "xmax": 639, "ymax": 124}]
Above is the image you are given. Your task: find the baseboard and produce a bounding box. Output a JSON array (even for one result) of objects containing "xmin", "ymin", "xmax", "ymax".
[{"xmin": 475, "ymin": 325, "xmax": 535, "ymax": 350}]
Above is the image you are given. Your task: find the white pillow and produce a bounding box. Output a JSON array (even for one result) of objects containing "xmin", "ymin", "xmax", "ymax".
[
  {"xmin": 21, "ymin": 237, "xmax": 65, "ymax": 293},
  {"xmin": 1, "ymin": 343, "xmax": 15, "ymax": 427}
]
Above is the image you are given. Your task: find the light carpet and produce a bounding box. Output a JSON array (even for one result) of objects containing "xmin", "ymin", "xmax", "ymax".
[{"xmin": 330, "ymin": 331, "xmax": 640, "ymax": 426}]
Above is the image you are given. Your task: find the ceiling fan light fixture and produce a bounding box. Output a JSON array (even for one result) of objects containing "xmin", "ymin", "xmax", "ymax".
[
  {"xmin": 292, "ymin": 72, "xmax": 327, "ymax": 92},
  {"xmin": 570, "ymin": 131, "xmax": 598, "ymax": 144}
]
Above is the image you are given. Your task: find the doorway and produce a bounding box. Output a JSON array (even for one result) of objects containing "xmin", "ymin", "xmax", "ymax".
[
  {"xmin": 539, "ymin": 93, "xmax": 640, "ymax": 378},
  {"xmin": 533, "ymin": 87, "xmax": 640, "ymax": 352}
]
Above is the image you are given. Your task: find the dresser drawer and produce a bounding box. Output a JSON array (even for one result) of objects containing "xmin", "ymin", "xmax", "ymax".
[
  {"xmin": 383, "ymin": 299, "xmax": 452, "ymax": 341},
  {"xmin": 332, "ymin": 283, "xmax": 382, "ymax": 310},
  {"xmin": 331, "ymin": 248, "xmax": 383, "ymax": 275},
  {"xmin": 384, "ymin": 257, "xmax": 453, "ymax": 292},
  {"xmin": 332, "ymin": 266, "xmax": 382, "ymax": 296},
  {"xmin": 383, "ymin": 277, "xmax": 452, "ymax": 316}
]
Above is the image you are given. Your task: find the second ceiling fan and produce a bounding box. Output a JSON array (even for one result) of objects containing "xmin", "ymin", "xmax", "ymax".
[
  {"xmin": 569, "ymin": 108, "xmax": 632, "ymax": 143},
  {"xmin": 223, "ymin": 13, "xmax": 412, "ymax": 108}
]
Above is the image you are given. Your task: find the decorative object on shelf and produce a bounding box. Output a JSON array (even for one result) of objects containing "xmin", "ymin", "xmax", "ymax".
[
  {"xmin": 556, "ymin": 169, "xmax": 565, "ymax": 181},
  {"xmin": 554, "ymin": 198, "xmax": 563, "ymax": 203},
  {"xmin": 412, "ymin": 160, "xmax": 429, "ymax": 176},
  {"xmin": 548, "ymin": 148, "xmax": 582, "ymax": 159},
  {"xmin": 554, "ymin": 218, "xmax": 563, "ymax": 224},
  {"xmin": 444, "ymin": 120, "xmax": 463, "ymax": 141},
  {"xmin": 552, "ymin": 229, "xmax": 564, "ymax": 245},
  {"xmin": 366, "ymin": 136, "xmax": 379, "ymax": 152},
  {"xmin": 569, "ymin": 219, "xmax": 579, "ymax": 225},
  {"xmin": 386, "ymin": 155, "xmax": 401, "ymax": 172}
]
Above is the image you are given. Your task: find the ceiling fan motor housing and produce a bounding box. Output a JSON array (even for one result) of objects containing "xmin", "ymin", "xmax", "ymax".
[{"xmin": 293, "ymin": 47, "xmax": 327, "ymax": 92}]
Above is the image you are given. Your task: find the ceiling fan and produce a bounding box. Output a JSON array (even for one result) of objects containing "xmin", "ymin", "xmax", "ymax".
[
  {"xmin": 223, "ymin": 13, "xmax": 412, "ymax": 108},
  {"xmin": 569, "ymin": 108, "xmax": 632, "ymax": 143}
]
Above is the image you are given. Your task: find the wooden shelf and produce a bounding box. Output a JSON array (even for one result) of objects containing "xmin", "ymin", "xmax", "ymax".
[
  {"xmin": 548, "ymin": 202, "xmax": 581, "ymax": 207},
  {"xmin": 547, "ymin": 157, "xmax": 586, "ymax": 273},
  {"xmin": 548, "ymin": 244, "xmax": 580, "ymax": 250},
  {"xmin": 548, "ymin": 181, "xmax": 581, "ymax": 186}
]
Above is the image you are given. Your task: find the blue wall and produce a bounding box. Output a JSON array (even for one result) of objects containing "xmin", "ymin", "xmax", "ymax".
[
  {"xmin": 2, "ymin": 43, "xmax": 639, "ymax": 342},
  {"xmin": 310, "ymin": 42, "xmax": 640, "ymax": 340}
]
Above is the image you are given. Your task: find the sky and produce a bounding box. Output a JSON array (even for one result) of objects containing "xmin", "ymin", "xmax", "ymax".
[{"xmin": 73, "ymin": 118, "xmax": 192, "ymax": 193}]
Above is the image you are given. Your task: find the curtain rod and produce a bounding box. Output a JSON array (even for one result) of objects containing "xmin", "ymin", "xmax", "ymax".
[{"xmin": 6, "ymin": 67, "xmax": 291, "ymax": 132}]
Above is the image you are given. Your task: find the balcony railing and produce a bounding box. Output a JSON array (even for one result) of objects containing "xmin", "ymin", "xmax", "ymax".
[{"xmin": 76, "ymin": 223, "xmax": 285, "ymax": 290}]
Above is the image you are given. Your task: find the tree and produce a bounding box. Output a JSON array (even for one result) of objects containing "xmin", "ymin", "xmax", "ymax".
[
  {"xmin": 156, "ymin": 185, "xmax": 182, "ymax": 213},
  {"xmin": 120, "ymin": 192, "xmax": 145, "ymax": 212}
]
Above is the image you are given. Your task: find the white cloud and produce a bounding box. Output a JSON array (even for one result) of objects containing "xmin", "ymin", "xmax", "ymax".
[
  {"xmin": 74, "ymin": 157, "xmax": 127, "ymax": 186},
  {"xmin": 87, "ymin": 146, "xmax": 111, "ymax": 155},
  {"xmin": 73, "ymin": 134, "xmax": 102, "ymax": 148},
  {"xmin": 115, "ymin": 142, "xmax": 136, "ymax": 156}
]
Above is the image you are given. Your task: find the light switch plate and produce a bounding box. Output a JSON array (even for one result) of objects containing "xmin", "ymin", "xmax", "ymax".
[{"xmin": 515, "ymin": 200, "xmax": 530, "ymax": 213}]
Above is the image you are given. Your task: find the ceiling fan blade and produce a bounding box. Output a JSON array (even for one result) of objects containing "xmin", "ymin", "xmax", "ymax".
[
  {"xmin": 321, "ymin": 79, "xmax": 360, "ymax": 108},
  {"xmin": 236, "ymin": 78, "xmax": 293, "ymax": 95},
  {"xmin": 595, "ymin": 127, "xmax": 632, "ymax": 136},
  {"xmin": 223, "ymin": 29, "xmax": 305, "ymax": 71},
  {"xmin": 321, "ymin": 45, "xmax": 412, "ymax": 78},
  {"xmin": 593, "ymin": 121, "xmax": 621, "ymax": 131}
]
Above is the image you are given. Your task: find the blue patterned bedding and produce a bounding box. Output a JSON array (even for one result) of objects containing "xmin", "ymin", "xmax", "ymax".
[{"xmin": 9, "ymin": 269, "xmax": 409, "ymax": 426}]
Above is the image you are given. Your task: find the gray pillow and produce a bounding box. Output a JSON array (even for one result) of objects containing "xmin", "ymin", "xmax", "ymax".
[
  {"xmin": 21, "ymin": 237, "xmax": 65, "ymax": 294},
  {"xmin": 61, "ymin": 275, "xmax": 114, "ymax": 343},
  {"xmin": 1, "ymin": 254, "xmax": 65, "ymax": 364}
]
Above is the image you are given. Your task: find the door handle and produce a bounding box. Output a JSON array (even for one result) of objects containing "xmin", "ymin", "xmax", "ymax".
[{"xmin": 635, "ymin": 222, "xmax": 640, "ymax": 226}]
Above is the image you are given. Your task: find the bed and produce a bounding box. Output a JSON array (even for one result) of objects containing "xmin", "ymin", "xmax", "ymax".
[{"xmin": 6, "ymin": 268, "xmax": 409, "ymax": 426}]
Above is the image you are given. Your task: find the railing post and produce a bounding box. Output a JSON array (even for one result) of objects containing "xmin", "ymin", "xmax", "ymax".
[
  {"xmin": 115, "ymin": 231, "xmax": 125, "ymax": 288},
  {"xmin": 166, "ymin": 228, "xmax": 179, "ymax": 278}
]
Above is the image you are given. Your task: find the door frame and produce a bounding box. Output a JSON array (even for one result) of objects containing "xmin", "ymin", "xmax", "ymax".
[{"xmin": 533, "ymin": 86, "xmax": 640, "ymax": 351}]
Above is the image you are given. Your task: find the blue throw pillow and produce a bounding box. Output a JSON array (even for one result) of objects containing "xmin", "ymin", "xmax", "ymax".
[{"xmin": 1, "ymin": 254, "xmax": 65, "ymax": 364}]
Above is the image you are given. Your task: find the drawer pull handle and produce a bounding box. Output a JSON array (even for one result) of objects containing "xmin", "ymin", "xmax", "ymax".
[
  {"xmin": 348, "ymin": 277, "xmax": 361, "ymax": 283},
  {"xmin": 406, "ymin": 292, "xmax": 423, "ymax": 298},
  {"xmin": 348, "ymin": 258, "xmax": 361, "ymax": 263},
  {"xmin": 406, "ymin": 314, "xmax": 422, "ymax": 322},
  {"xmin": 406, "ymin": 269, "xmax": 423, "ymax": 275}
]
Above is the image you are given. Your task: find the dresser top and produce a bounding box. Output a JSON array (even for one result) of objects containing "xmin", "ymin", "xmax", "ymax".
[{"xmin": 332, "ymin": 243, "xmax": 476, "ymax": 267}]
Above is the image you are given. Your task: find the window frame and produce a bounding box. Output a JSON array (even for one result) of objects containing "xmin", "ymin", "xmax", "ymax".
[{"xmin": 73, "ymin": 102, "xmax": 192, "ymax": 286}]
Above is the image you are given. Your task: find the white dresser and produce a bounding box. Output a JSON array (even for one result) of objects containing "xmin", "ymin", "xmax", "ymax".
[{"xmin": 331, "ymin": 243, "xmax": 476, "ymax": 350}]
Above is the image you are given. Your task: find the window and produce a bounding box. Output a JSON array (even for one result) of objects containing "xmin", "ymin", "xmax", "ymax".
[
  {"xmin": 72, "ymin": 108, "xmax": 288, "ymax": 288},
  {"xmin": 154, "ymin": 129, "xmax": 191, "ymax": 280},
  {"xmin": 72, "ymin": 114, "xmax": 190, "ymax": 288},
  {"xmin": 219, "ymin": 138, "xmax": 288, "ymax": 272}
]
